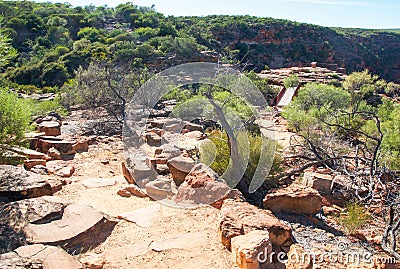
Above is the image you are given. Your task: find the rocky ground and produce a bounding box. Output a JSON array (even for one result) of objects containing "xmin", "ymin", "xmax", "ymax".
[
  {"xmin": 258, "ymin": 66, "xmax": 346, "ymax": 86},
  {"xmin": 0, "ymin": 106, "xmax": 398, "ymax": 269}
]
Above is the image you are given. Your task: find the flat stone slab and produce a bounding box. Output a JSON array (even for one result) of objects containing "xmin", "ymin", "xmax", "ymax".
[
  {"xmin": 15, "ymin": 244, "xmax": 81, "ymax": 269},
  {"xmin": 81, "ymin": 177, "xmax": 116, "ymax": 188},
  {"xmin": 25, "ymin": 203, "xmax": 102, "ymax": 243},
  {"xmin": 0, "ymin": 196, "xmax": 67, "ymax": 253},
  {"xmin": 150, "ymin": 231, "xmax": 208, "ymax": 252},
  {"xmin": 38, "ymin": 121, "xmax": 61, "ymax": 136},
  {"xmin": 24, "ymin": 203, "xmax": 117, "ymax": 254},
  {"xmin": 12, "ymin": 146, "xmax": 48, "ymax": 159},
  {"xmin": 37, "ymin": 138, "xmax": 76, "ymax": 155},
  {"xmin": 117, "ymin": 204, "xmax": 161, "ymax": 228},
  {"xmin": 0, "ymin": 165, "xmax": 54, "ymax": 202}
]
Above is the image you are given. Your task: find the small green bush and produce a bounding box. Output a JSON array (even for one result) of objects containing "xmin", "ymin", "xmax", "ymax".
[
  {"xmin": 283, "ymin": 74, "xmax": 299, "ymax": 88},
  {"xmin": 200, "ymin": 129, "xmax": 282, "ymax": 191},
  {"xmin": 340, "ymin": 202, "xmax": 369, "ymax": 233},
  {"xmin": 0, "ymin": 88, "xmax": 30, "ymax": 156}
]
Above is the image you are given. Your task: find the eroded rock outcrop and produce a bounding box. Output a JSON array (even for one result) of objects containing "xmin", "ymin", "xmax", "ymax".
[
  {"xmin": 0, "ymin": 196, "xmax": 117, "ymax": 255},
  {"xmin": 231, "ymin": 230, "xmax": 273, "ymax": 269},
  {"xmin": 263, "ymin": 183, "xmax": 323, "ymax": 215},
  {"xmin": 218, "ymin": 199, "xmax": 293, "ymax": 251},
  {"xmin": 174, "ymin": 163, "xmax": 243, "ymax": 209},
  {"xmin": 24, "ymin": 203, "xmax": 117, "ymax": 254},
  {"xmin": 167, "ymin": 156, "xmax": 196, "ymax": 185},
  {"xmin": 0, "ymin": 165, "xmax": 54, "ymax": 203}
]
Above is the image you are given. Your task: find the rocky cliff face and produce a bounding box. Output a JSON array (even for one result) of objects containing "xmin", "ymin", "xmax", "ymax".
[{"xmin": 206, "ymin": 21, "xmax": 400, "ymax": 82}]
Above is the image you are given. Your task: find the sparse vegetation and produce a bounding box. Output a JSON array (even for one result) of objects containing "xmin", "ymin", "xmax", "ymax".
[
  {"xmin": 0, "ymin": 88, "xmax": 30, "ymax": 157},
  {"xmin": 340, "ymin": 202, "xmax": 370, "ymax": 233}
]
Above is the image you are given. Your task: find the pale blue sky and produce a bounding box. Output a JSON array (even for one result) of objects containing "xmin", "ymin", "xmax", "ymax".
[{"xmin": 35, "ymin": 0, "xmax": 399, "ymax": 29}]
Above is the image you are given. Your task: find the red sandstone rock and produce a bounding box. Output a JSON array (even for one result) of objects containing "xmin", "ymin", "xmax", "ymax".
[
  {"xmin": 263, "ymin": 183, "xmax": 323, "ymax": 215},
  {"xmin": 167, "ymin": 156, "xmax": 195, "ymax": 185},
  {"xmin": 219, "ymin": 199, "xmax": 293, "ymax": 251}
]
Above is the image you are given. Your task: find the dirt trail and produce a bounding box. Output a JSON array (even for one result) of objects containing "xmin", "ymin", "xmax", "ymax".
[{"xmin": 53, "ymin": 133, "xmax": 238, "ymax": 269}]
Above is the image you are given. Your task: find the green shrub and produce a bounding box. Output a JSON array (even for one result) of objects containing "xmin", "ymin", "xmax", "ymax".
[
  {"xmin": 283, "ymin": 83, "xmax": 351, "ymax": 132},
  {"xmin": 200, "ymin": 129, "xmax": 281, "ymax": 191},
  {"xmin": 0, "ymin": 88, "xmax": 30, "ymax": 156},
  {"xmin": 23, "ymin": 97, "xmax": 68, "ymax": 118},
  {"xmin": 340, "ymin": 202, "xmax": 369, "ymax": 233},
  {"xmin": 283, "ymin": 74, "xmax": 299, "ymax": 88}
]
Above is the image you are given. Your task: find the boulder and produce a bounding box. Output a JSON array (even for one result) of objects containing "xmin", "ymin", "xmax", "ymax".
[
  {"xmin": 72, "ymin": 138, "xmax": 89, "ymax": 153},
  {"xmin": 117, "ymin": 189, "xmax": 131, "ymax": 198},
  {"xmin": 174, "ymin": 163, "xmax": 243, "ymax": 209},
  {"xmin": 148, "ymin": 128, "xmax": 165, "ymax": 137},
  {"xmin": 0, "ymin": 165, "xmax": 54, "ymax": 202},
  {"xmin": 144, "ymin": 132, "xmax": 161, "ymax": 146},
  {"xmin": 37, "ymin": 137, "xmax": 76, "ymax": 155},
  {"xmin": 183, "ymin": 130, "xmax": 207, "ymax": 140},
  {"xmin": 54, "ymin": 165, "xmax": 75, "ymax": 178},
  {"xmin": 263, "ymin": 183, "xmax": 323, "ymax": 215},
  {"xmin": 48, "ymin": 147, "xmax": 61, "ymax": 160},
  {"xmin": 24, "ymin": 159, "xmax": 46, "ymax": 170},
  {"xmin": 157, "ymin": 144, "xmax": 181, "ymax": 160},
  {"xmin": 302, "ymin": 172, "xmax": 333, "ymax": 193},
  {"xmin": 122, "ymin": 162, "xmax": 135, "ymax": 184},
  {"xmin": 184, "ymin": 122, "xmax": 204, "ymax": 132},
  {"xmin": 145, "ymin": 178, "xmax": 174, "ymax": 200},
  {"xmin": 46, "ymin": 161, "xmax": 75, "ymax": 178},
  {"xmin": 231, "ymin": 230, "xmax": 272, "ymax": 269},
  {"xmin": 156, "ymin": 164, "xmax": 170, "ymax": 174},
  {"xmin": 30, "ymin": 165, "xmax": 49, "ymax": 175},
  {"xmin": 38, "ymin": 121, "xmax": 61, "ymax": 136},
  {"xmin": 124, "ymin": 184, "xmax": 148, "ymax": 198},
  {"xmin": 286, "ymin": 244, "xmax": 313, "ymax": 269},
  {"xmin": 167, "ymin": 156, "xmax": 195, "ymax": 185},
  {"xmin": 24, "ymin": 203, "xmax": 118, "ymax": 254},
  {"xmin": 149, "ymin": 118, "xmax": 180, "ymax": 129},
  {"xmin": 322, "ymin": 205, "xmax": 342, "ymax": 215},
  {"xmin": 124, "ymin": 155, "xmax": 157, "ymax": 186},
  {"xmin": 219, "ymin": 200, "xmax": 293, "ymax": 250},
  {"xmin": 164, "ymin": 123, "xmax": 184, "ymax": 133}
]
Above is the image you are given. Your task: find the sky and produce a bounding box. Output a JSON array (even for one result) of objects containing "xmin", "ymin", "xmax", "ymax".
[{"xmin": 34, "ymin": 0, "xmax": 399, "ymax": 29}]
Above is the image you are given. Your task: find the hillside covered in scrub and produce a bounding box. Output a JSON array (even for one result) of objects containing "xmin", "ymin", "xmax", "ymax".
[{"xmin": 0, "ymin": 0, "xmax": 400, "ymax": 91}]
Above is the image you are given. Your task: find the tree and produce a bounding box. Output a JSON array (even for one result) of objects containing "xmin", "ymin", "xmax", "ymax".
[
  {"xmin": 343, "ymin": 70, "xmax": 383, "ymax": 109},
  {"xmin": 283, "ymin": 78, "xmax": 400, "ymax": 259},
  {"xmin": 67, "ymin": 61, "xmax": 151, "ymax": 123},
  {"xmin": 41, "ymin": 62, "xmax": 68, "ymax": 87},
  {"xmin": 0, "ymin": 32, "xmax": 18, "ymax": 71},
  {"xmin": 169, "ymin": 66, "xmax": 275, "ymax": 202}
]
